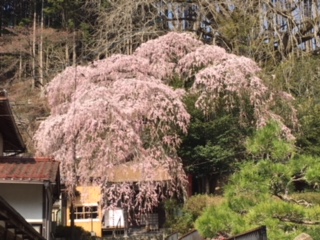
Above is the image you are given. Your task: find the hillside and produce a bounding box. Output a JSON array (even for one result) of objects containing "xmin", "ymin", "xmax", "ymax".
[{"xmin": 0, "ymin": 26, "xmax": 73, "ymax": 154}]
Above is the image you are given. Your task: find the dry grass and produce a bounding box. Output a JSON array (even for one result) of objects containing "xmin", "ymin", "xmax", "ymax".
[
  {"xmin": 0, "ymin": 26, "xmax": 69, "ymax": 155},
  {"xmin": 3, "ymin": 79, "xmax": 49, "ymax": 155}
]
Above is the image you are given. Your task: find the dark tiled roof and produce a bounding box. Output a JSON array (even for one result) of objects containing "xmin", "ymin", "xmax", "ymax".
[
  {"xmin": 0, "ymin": 95, "xmax": 26, "ymax": 153},
  {"xmin": 0, "ymin": 157, "xmax": 60, "ymax": 183}
]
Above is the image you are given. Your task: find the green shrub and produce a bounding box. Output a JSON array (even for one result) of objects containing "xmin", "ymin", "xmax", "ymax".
[
  {"xmin": 166, "ymin": 195, "xmax": 225, "ymax": 235},
  {"xmin": 184, "ymin": 195, "xmax": 224, "ymax": 216},
  {"xmin": 164, "ymin": 199, "xmax": 183, "ymax": 229}
]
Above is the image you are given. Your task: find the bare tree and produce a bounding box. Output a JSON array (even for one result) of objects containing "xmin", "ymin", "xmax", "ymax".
[
  {"xmin": 91, "ymin": 0, "xmax": 172, "ymax": 57},
  {"xmin": 193, "ymin": 0, "xmax": 320, "ymax": 62},
  {"xmin": 32, "ymin": 0, "xmax": 37, "ymax": 89},
  {"xmin": 39, "ymin": 0, "xmax": 44, "ymax": 96},
  {"xmin": 91, "ymin": 0, "xmax": 320, "ymax": 65}
]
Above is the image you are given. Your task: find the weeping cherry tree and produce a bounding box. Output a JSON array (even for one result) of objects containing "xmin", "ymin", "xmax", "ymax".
[{"xmin": 34, "ymin": 32, "xmax": 297, "ymax": 219}]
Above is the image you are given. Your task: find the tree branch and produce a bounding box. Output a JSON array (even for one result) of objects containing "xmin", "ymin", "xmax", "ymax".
[
  {"xmin": 274, "ymin": 193, "xmax": 314, "ymax": 207},
  {"xmin": 274, "ymin": 216, "xmax": 320, "ymax": 225},
  {"xmin": 267, "ymin": 1, "xmax": 298, "ymax": 20}
]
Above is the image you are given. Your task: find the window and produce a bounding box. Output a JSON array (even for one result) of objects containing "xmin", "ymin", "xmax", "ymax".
[{"xmin": 70, "ymin": 205, "xmax": 99, "ymax": 219}]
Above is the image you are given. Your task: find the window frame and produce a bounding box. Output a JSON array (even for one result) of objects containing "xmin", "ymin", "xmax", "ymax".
[{"xmin": 70, "ymin": 204, "xmax": 99, "ymax": 220}]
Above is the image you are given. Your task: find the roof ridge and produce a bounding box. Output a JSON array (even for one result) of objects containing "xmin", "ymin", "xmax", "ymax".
[{"xmin": 0, "ymin": 157, "xmax": 57, "ymax": 162}]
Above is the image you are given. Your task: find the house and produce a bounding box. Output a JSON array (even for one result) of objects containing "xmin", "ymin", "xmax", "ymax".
[
  {"xmin": 0, "ymin": 195, "xmax": 46, "ymax": 240},
  {"xmin": 0, "ymin": 89, "xmax": 61, "ymax": 240},
  {"xmin": 66, "ymin": 186, "xmax": 102, "ymax": 237},
  {"xmin": 0, "ymin": 89, "xmax": 26, "ymax": 155},
  {"xmin": 66, "ymin": 162, "xmax": 172, "ymax": 237},
  {"xmin": 0, "ymin": 157, "xmax": 60, "ymax": 239}
]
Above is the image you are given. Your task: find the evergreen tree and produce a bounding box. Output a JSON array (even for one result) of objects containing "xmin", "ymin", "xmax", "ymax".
[{"xmin": 196, "ymin": 122, "xmax": 320, "ymax": 240}]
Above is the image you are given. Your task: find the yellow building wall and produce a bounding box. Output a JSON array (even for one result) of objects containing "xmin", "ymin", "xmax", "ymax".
[{"xmin": 67, "ymin": 186, "xmax": 103, "ymax": 237}]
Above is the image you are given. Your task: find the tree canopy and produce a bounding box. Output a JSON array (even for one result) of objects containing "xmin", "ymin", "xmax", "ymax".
[
  {"xmin": 34, "ymin": 32, "xmax": 297, "ymax": 218},
  {"xmin": 1, "ymin": 0, "xmax": 320, "ymax": 238},
  {"xmin": 196, "ymin": 122, "xmax": 320, "ymax": 240}
]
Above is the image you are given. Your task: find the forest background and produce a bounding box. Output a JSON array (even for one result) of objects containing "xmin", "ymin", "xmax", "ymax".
[{"xmin": 2, "ymin": 0, "xmax": 320, "ymax": 239}]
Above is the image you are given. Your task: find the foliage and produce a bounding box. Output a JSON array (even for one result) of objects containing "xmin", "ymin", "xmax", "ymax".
[
  {"xmin": 172, "ymin": 36, "xmax": 296, "ymax": 185},
  {"xmin": 1, "ymin": 0, "xmax": 305, "ymax": 157},
  {"xmin": 196, "ymin": 204, "xmax": 247, "ymax": 239},
  {"xmin": 183, "ymin": 194, "xmax": 223, "ymax": 218},
  {"xmin": 166, "ymin": 195, "xmax": 225, "ymax": 235},
  {"xmin": 291, "ymin": 192, "xmax": 320, "ymax": 205},
  {"xmin": 297, "ymin": 100, "xmax": 320, "ymax": 156},
  {"xmin": 34, "ymin": 32, "xmax": 297, "ymax": 220},
  {"xmin": 246, "ymin": 121, "xmax": 295, "ymax": 161},
  {"xmin": 134, "ymin": 32, "xmax": 297, "ymax": 135},
  {"xmin": 164, "ymin": 199, "xmax": 183, "ymax": 229},
  {"xmin": 274, "ymin": 55, "xmax": 320, "ymax": 156},
  {"xmin": 34, "ymin": 53, "xmax": 190, "ymax": 214},
  {"xmin": 195, "ymin": 123, "xmax": 320, "ymax": 240},
  {"xmin": 179, "ymin": 94, "xmax": 250, "ymax": 177},
  {"xmin": 2, "ymin": 3, "xmax": 316, "ymax": 237},
  {"xmin": 134, "ymin": 32, "xmax": 203, "ymax": 81}
]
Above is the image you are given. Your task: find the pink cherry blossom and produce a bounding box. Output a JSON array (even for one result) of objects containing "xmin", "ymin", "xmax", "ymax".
[
  {"xmin": 34, "ymin": 32, "xmax": 297, "ymax": 219},
  {"xmin": 35, "ymin": 52, "xmax": 190, "ymax": 216}
]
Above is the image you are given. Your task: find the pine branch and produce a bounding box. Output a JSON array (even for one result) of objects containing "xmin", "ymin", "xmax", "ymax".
[
  {"xmin": 274, "ymin": 193, "xmax": 314, "ymax": 207},
  {"xmin": 274, "ymin": 216, "xmax": 320, "ymax": 225}
]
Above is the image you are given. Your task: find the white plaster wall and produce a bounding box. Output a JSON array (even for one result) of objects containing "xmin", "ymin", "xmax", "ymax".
[{"xmin": 0, "ymin": 183, "xmax": 43, "ymax": 223}]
